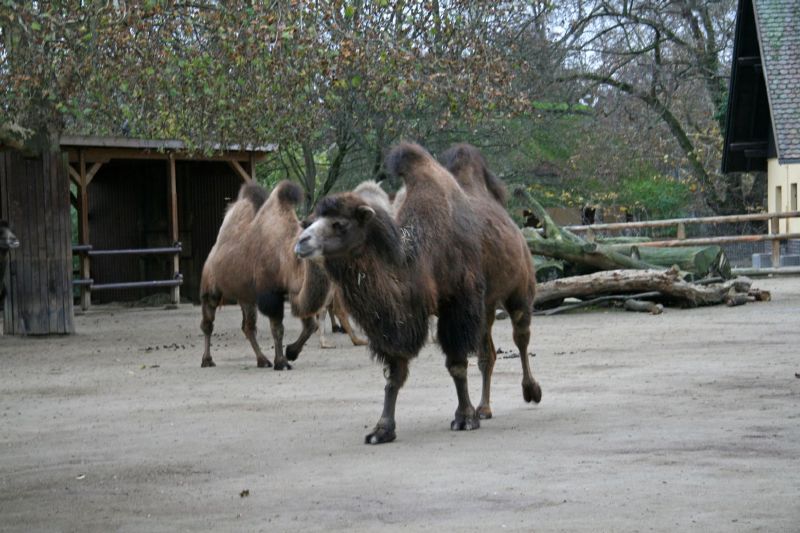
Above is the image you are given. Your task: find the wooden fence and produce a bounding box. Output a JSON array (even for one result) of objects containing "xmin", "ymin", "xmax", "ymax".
[{"xmin": 564, "ymin": 210, "xmax": 800, "ymax": 269}]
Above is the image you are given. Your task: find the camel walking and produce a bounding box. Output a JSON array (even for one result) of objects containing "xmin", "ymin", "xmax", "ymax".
[
  {"xmin": 200, "ymin": 181, "xmax": 329, "ymax": 370},
  {"xmin": 297, "ymin": 142, "xmax": 506, "ymax": 443}
]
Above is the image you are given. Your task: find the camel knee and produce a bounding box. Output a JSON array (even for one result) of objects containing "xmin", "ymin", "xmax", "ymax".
[{"xmin": 447, "ymin": 363, "xmax": 468, "ymax": 380}]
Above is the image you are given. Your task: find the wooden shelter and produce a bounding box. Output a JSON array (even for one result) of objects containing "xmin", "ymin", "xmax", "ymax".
[{"xmin": 1, "ymin": 136, "xmax": 276, "ymax": 335}]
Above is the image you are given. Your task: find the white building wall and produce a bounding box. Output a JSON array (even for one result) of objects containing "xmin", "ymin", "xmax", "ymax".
[{"xmin": 767, "ymin": 158, "xmax": 800, "ymax": 233}]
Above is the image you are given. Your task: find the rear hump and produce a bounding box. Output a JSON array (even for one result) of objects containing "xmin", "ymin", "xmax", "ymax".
[{"xmin": 440, "ymin": 143, "xmax": 507, "ymax": 206}]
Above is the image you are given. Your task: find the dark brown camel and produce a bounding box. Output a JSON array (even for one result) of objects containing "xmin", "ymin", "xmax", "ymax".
[
  {"xmin": 295, "ymin": 142, "xmax": 489, "ymax": 444},
  {"xmin": 1, "ymin": 220, "xmax": 20, "ymax": 303},
  {"xmin": 200, "ymin": 181, "xmax": 329, "ymax": 370},
  {"xmin": 316, "ymin": 180, "xmax": 390, "ymax": 349},
  {"xmin": 439, "ymin": 143, "xmax": 542, "ymax": 419}
]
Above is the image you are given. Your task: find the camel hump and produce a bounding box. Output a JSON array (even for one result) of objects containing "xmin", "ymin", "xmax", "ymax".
[
  {"xmin": 384, "ymin": 142, "xmax": 433, "ymax": 185},
  {"xmin": 440, "ymin": 143, "xmax": 507, "ymax": 206},
  {"xmin": 237, "ymin": 182, "xmax": 269, "ymax": 210},
  {"xmin": 273, "ymin": 180, "xmax": 303, "ymax": 207}
]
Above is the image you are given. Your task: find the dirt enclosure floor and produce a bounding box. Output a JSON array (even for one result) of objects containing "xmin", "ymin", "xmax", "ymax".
[{"xmin": 1, "ymin": 277, "xmax": 799, "ymax": 532}]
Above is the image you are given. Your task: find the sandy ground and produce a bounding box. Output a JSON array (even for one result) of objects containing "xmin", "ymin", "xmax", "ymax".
[{"xmin": 1, "ymin": 277, "xmax": 799, "ymax": 532}]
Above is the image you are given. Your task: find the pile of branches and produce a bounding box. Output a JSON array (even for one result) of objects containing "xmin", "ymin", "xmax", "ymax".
[{"xmin": 514, "ymin": 188, "xmax": 770, "ymax": 315}]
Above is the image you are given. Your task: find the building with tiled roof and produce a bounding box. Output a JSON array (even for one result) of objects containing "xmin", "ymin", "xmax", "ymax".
[{"xmin": 723, "ymin": 0, "xmax": 800, "ymax": 232}]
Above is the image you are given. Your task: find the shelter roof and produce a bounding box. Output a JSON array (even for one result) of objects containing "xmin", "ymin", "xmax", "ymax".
[
  {"xmin": 59, "ymin": 135, "xmax": 277, "ymax": 164},
  {"xmin": 753, "ymin": 0, "xmax": 800, "ymax": 163},
  {"xmin": 723, "ymin": 0, "xmax": 800, "ymax": 172}
]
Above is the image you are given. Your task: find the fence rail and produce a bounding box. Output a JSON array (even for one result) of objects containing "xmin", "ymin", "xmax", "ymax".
[
  {"xmin": 563, "ymin": 210, "xmax": 800, "ymax": 270},
  {"xmin": 71, "ymin": 243, "xmax": 183, "ymax": 309}
]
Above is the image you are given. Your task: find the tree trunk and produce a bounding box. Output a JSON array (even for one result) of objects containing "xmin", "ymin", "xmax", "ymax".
[{"xmin": 535, "ymin": 268, "xmax": 752, "ymax": 308}]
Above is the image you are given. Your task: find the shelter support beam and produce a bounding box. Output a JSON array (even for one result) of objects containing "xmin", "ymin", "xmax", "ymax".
[{"xmin": 167, "ymin": 154, "xmax": 180, "ymax": 305}]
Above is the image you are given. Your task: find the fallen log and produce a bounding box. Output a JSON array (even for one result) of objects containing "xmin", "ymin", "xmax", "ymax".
[
  {"xmin": 603, "ymin": 244, "xmax": 732, "ymax": 279},
  {"xmin": 535, "ymin": 268, "xmax": 753, "ymax": 308},
  {"xmin": 624, "ymin": 299, "xmax": 664, "ymax": 314}
]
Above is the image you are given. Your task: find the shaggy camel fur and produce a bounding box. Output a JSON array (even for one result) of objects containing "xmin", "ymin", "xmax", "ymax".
[
  {"xmin": 296, "ymin": 142, "xmax": 490, "ymax": 444},
  {"xmin": 316, "ymin": 180, "xmax": 391, "ymax": 349},
  {"xmin": 439, "ymin": 143, "xmax": 541, "ymax": 419},
  {"xmin": 1, "ymin": 220, "xmax": 20, "ymax": 303},
  {"xmin": 200, "ymin": 181, "xmax": 329, "ymax": 370}
]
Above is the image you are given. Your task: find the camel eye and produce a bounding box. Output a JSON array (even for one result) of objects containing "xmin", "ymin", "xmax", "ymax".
[{"xmin": 331, "ymin": 220, "xmax": 350, "ymax": 233}]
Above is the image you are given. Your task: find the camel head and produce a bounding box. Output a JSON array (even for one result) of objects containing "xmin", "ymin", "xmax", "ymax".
[
  {"xmin": 0, "ymin": 221, "xmax": 20, "ymax": 250},
  {"xmin": 295, "ymin": 193, "xmax": 377, "ymax": 260}
]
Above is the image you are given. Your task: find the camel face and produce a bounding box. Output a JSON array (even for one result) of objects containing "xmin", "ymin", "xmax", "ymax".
[
  {"xmin": 295, "ymin": 205, "xmax": 375, "ymax": 260},
  {"xmin": 0, "ymin": 222, "xmax": 19, "ymax": 250}
]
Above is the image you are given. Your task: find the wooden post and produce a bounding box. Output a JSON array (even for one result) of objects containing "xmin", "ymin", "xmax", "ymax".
[
  {"xmin": 676, "ymin": 222, "xmax": 686, "ymax": 240},
  {"xmin": 771, "ymin": 215, "xmax": 781, "ymax": 268},
  {"xmin": 167, "ymin": 154, "xmax": 180, "ymax": 305},
  {"xmin": 78, "ymin": 149, "xmax": 91, "ymax": 311},
  {"xmin": 249, "ymin": 152, "xmax": 257, "ymax": 181}
]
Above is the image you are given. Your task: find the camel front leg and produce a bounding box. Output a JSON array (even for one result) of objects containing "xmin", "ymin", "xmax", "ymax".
[
  {"xmin": 268, "ymin": 316, "xmax": 291, "ymax": 371},
  {"xmin": 285, "ymin": 316, "xmax": 318, "ymax": 361},
  {"xmin": 241, "ymin": 303, "xmax": 272, "ymax": 368},
  {"xmin": 446, "ymin": 356, "xmax": 479, "ymax": 431},
  {"xmin": 366, "ymin": 357, "xmax": 409, "ymax": 444}
]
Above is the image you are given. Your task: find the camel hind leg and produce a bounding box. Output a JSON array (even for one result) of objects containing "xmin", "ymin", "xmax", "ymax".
[
  {"xmin": 476, "ymin": 307, "xmax": 497, "ymax": 419},
  {"xmin": 331, "ymin": 296, "xmax": 367, "ymax": 346},
  {"xmin": 241, "ymin": 303, "xmax": 272, "ymax": 368},
  {"xmin": 505, "ymin": 295, "xmax": 542, "ymax": 404},
  {"xmin": 200, "ymin": 291, "xmax": 221, "ymax": 367},
  {"xmin": 317, "ymin": 305, "xmax": 336, "ymax": 349}
]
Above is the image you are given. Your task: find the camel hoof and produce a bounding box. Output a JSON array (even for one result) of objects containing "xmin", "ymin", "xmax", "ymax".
[
  {"xmin": 285, "ymin": 345, "xmax": 301, "ymax": 361},
  {"xmin": 256, "ymin": 358, "xmax": 273, "ymax": 368},
  {"xmin": 201, "ymin": 359, "xmax": 216, "ymax": 368},
  {"xmin": 451, "ymin": 413, "xmax": 480, "ymax": 431},
  {"xmin": 365, "ymin": 427, "xmax": 396, "ymax": 445},
  {"xmin": 353, "ymin": 338, "xmax": 368, "ymax": 346},
  {"xmin": 477, "ymin": 405, "xmax": 493, "ymax": 420},
  {"xmin": 273, "ymin": 359, "xmax": 292, "ymax": 371},
  {"xmin": 523, "ymin": 380, "xmax": 542, "ymax": 404},
  {"xmin": 320, "ymin": 342, "xmax": 336, "ymax": 350}
]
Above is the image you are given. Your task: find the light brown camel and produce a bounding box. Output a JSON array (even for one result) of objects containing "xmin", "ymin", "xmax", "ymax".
[
  {"xmin": 200, "ymin": 181, "xmax": 329, "ymax": 370},
  {"xmin": 317, "ymin": 288, "xmax": 367, "ymax": 348},
  {"xmin": 440, "ymin": 143, "xmax": 541, "ymax": 419},
  {"xmin": 295, "ymin": 142, "xmax": 489, "ymax": 444}
]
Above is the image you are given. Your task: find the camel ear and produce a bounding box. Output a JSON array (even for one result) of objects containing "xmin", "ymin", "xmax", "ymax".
[{"xmin": 355, "ymin": 205, "xmax": 375, "ymax": 225}]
